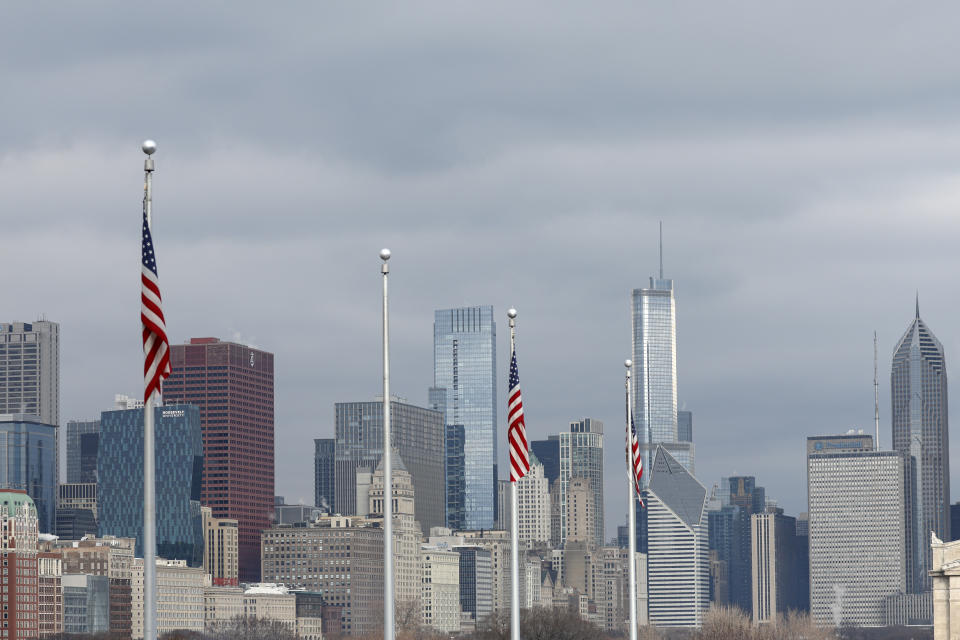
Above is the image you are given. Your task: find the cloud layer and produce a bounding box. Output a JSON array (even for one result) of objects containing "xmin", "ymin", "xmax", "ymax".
[{"xmin": 4, "ymin": 2, "xmax": 960, "ymax": 533}]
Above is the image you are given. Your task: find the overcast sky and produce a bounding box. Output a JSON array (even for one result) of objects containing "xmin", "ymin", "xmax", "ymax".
[{"xmin": 4, "ymin": 2, "xmax": 960, "ymax": 537}]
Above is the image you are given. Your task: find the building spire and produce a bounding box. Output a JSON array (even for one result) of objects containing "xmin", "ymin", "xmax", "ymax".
[
  {"xmin": 916, "ymin": 291, "xmax": 920, "ymax": 319},
  {"xmin": 659, "ymin": 221, "xmax": 663, "ymax": 279}
]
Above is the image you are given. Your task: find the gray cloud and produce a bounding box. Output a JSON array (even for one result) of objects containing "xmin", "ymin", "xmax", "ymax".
[{"xmin": 3, "ymin": 1, "xmax": 960, "ymax": 536}]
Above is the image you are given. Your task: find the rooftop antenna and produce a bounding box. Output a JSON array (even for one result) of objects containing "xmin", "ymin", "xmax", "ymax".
[
  {"xmin": 874, "ymin": 331, "xmax": 879, "ymax": 450},
  {"xmin": 916, "ymin": 291, "xmax": 920, "ymax": 319},
  {"xmin": 659, "ymin": 220, "xmax": 664, "ymax": 279}
]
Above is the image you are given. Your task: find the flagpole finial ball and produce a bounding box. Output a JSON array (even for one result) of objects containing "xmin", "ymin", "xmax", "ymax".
[
  {"xmin": 379, "ymin": 248, "xmax": 391, "ymax": 261},
  {"xmin": 507, "ymin": 308, "xmax": 517, "ymax": 319},
  {"xmin": 141, "ymin": 140, "xmax": 157, "ymax": 155},
  {"xmin": 625, "ymin": 359, "xmax": 632, "ymax": 368}
]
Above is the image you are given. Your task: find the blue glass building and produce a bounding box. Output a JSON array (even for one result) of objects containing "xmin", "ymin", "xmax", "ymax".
[
  {"xmin": 0, "ymin": 414, "xmax": 57, "ymax": 532},
  {"xmin": 313, "ymin": 438, "xmax": 335, "ymax": 513},
  {"xmin": 457, "ymin": 546, "xmax": 493, "ymax": 623},
  {"xmin": 530, "ymin": 438, "xmax": 560, "ymax": 486},
  {"xmin": 445, "ymin": 424, "xmax": 466, "ymax": 530},
  {"xmin": 97, "ymin": 404, "xmax": 203, "ymax": 565},
  {"xmin": 434, "ymin": 306, "xmax": 496, "ymax": 530}
]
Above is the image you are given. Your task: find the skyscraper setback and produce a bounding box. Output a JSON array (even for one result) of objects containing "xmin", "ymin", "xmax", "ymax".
[
  {"xmin": 891, "ymin": 301, "xmax": 949, "ymax": 591},
  {"xmin": 433, "ymin": 306, "xmax": 497, "ymax": 530},
  {"xmin": 163, "ymin": 338, "xmax": 275, "ymax": 582}
]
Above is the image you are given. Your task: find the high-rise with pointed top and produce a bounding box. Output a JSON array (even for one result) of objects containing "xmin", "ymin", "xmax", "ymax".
[
  {"xmin": 631, "ymin": 226, "xmax": 693, "ymax": 485},
  {"xmin": 891, "ymin": 297, "xmax": 949, "ymax": 592}
]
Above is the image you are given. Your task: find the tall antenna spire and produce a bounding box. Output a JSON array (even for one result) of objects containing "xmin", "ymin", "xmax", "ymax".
[
  {"xmin": 874, "ymin": 331, "xmax": 879, "ymax": 450},
  {"xmin": 916, "ymin": 291, "xmax": 920, "ymax": 319},
  {"xmin": 659, "ymin": 220, "xmax": 663, "ymax": 279}
]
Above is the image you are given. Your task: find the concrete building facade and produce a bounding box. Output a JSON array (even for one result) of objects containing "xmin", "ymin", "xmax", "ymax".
[{"xmin": 807, "ymin": 434, "xmax": 910, "ymax": 626}]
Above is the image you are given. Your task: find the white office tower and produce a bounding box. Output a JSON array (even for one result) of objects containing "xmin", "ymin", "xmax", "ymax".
[
  {"xmin": 646, "ymin": 446, "xmax": 709, "ymax": 627},
  {"xmin": 807, "ymin": 434, "xmax": 910, "ymax": 627},
  {"xmin": 0, "ymin": 321, "xmax": 59, "ymax": 425}
]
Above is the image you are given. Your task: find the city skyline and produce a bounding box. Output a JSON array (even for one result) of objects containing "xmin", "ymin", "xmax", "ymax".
[{"xmin": 7, "ymin": 3, "xmax": 960, "ymax": 541}]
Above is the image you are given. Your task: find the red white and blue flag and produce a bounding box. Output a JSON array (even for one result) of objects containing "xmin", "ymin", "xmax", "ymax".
[
  {"xmin": 629, "ymin": 416, "xmax": 643, "ymax": 500},
  {"xmin": 508, "ymin": 349, "xmax": 530, "ymax": 482},
  {"xmin": 141, "ymin": 209, "xmax": 171, "ymax": 402}
]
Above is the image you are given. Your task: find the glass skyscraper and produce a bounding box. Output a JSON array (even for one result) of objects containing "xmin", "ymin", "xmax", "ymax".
[
  {"xmin": 97, "ymin": 404, "xmax": 204, "ymax": 565},
  {"xmin": 433, "ymin": 306, "xmax": 496, "ymax": 530},
  {"xmin": 892, "ymin": 301, "xmax": 949, "ymax": 592},
  {"xmin": 0, "ymin": 414, "xmax": 57, "ymax": 533},
  {"xmin": 66, "ymin": 419, "xmax": 99, "ymax": 484},
  {"xmin": 313, "ymin": 438, "xmax": 335, "ymax": 513},
  {"xmin": 632, "ymin": 262, "xmax": 693, "ymax": 483}
]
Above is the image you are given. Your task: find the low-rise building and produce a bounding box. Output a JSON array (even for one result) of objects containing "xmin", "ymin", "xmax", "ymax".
[
  {"xmin": 131, "ymin": 558, "xmax": 206, "ymax": 638},
  {"xmin": 62, "ymin": 574, "xmax": 109, "ymax": 635},
  {"xmin": 243, "ymin": 583, "xmax": 296, "ymax": 631}
]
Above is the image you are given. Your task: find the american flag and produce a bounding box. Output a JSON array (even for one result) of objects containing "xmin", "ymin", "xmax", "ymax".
[
  {"xmin": 141, "ymin": 208, "xmax": 171, "ymax": 402},
  {"xmin": 629, "ymin": 415, "xmax": 643, "ymax": 500},
  {"xmin": 508, "ymin": 349, "xmax": 530, "ymax": 482}
]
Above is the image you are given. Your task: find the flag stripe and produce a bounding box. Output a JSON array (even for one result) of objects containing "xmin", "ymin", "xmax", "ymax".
[
  {"xmin": 142, "ymin": 208, "xmax": 171, "ymax": 402},
  {"xmin": 508, "ymin": 348, "xmax": 530, "ymax": 482}
]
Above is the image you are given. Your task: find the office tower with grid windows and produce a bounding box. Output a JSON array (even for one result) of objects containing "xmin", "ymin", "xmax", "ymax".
[
  {"xmin": 163, "ymin": 337, "xmax": 275, "ymax": 582},
  {"xmin": 0, "ymin": 321, "xmax": 59, "ymax": 426},
  {"xmin": 558, "ymin": 418, "xmax": 605, "ymax": 547},
  {"xmin": 646, "ymin": 446, "xmax": 709, "ymax": 627},
  {"xmin": 892, "ymin": 301, "xmax": 949, "ymax": 592},
  {"xmin": 433, "ymin": 306, "xmax": 497, "ymax": 530},
  {"xmin": 807, "ymin": 434, "xmax": 912, "ymax": 626}
]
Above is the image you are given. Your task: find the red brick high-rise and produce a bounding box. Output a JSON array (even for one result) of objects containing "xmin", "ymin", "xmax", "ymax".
[{"xmin": 164, "ymin": 338, "xmax": 274, "ymax": 582}]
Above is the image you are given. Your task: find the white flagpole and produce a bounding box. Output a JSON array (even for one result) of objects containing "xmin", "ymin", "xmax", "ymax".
[
  {"xmin": 141, "ymin": 139, "xmax": 158, "ymax": 640},
  {"xmin": 380, "ymin": 248, "xmax": 395, "ymax": 640},
  {"xmin": 625, "ymin": 359, "xmax": 638, "ymax": 640},
  {"xmin": 508, "ymin": 308, "xmax": 520, "ymax": 640}
]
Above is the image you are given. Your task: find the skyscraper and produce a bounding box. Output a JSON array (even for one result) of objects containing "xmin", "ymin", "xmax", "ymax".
[
  {"xmin": 558, "ymin": 418, "xmax": 605, "ymax": 547},
  {"xmin": 0, "ymin": 414, "xmax": 57, "ymax": 533},
  {"xmin": 725, "ymin": 476, "xmax": 766, "ymax": 615},
  {"xmin": 0, "ymin": 321, "xmax": 60, "ymax": 426},
  {"xmin": 751, "ymin": 507, "xmax": 808, "ymax": 623},
  {"xmin": 313, "ymin": 438, "xmax": 335, "ymax": 513},
  {"xmin": 646, "ymin": 446, "xmax": 710, "ymax": 627},
  {"xmin": 892, "ymin": 301, "xmax": 949, "ymax": 591},
  {"xmin": 97, "ymin": 405, "xmax": 204, "ymax": 565},
  {"xmin": 433, "ymin": 306, "xmax": 497, "ymax": 530},
  {"xmin": 807, "ymin": 434, "xmax": 911, "ymax": 626},
  {"xmin": 65, "ymin": 420, "xmax": 99, "ymax": 484},
  {"xmin": 333, "ymin": 399, "xmax": 445, "ymax": 531},
  {"xmin": 161, "ymin": 337, "xmax": 275, "ymax": 582},
  {"xmin": 631, "ymin": 248, "xmax": 693, "ymax": 481},
  {"xmin": 530, "ymin": 438, "xmax": 560, "ymax": 487}
]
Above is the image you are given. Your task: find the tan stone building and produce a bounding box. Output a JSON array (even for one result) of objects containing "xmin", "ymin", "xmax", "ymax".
[
  {"xmin": 932, "ymin": 534, "xmax": 960, "ymax": 639},
  {"xmin": 203, "ymin": 582, "xmax": 243, "ymax": 631},
  {"xmin": 369, "ymin": 452, "xmax": 423, "ymax": 608},
  {"xmin": 565, "ymin": 477, "xmax": 596, "ymax": 544},
  {"xmin": 202, "ymin": 505, "xmax": 239, "ymax": 586},
  {"xmin": 242, "ymin": 583, "xmax": 297, "ymax": 632}
]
